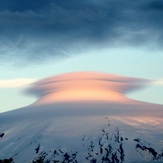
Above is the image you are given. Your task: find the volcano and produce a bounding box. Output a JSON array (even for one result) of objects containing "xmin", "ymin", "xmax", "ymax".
[{"xmin": 0, "ymin": 72, "xmax": 163, "ymax": 163}]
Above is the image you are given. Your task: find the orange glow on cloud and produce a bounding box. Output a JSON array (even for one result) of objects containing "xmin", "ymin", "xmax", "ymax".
[
  {"xmin": 28, "ymin": 72, "xmax": 148, "ymax": 105},
  {"xmin": 37, "ymin": 88, "xmax": 128, "ymax": 105}
]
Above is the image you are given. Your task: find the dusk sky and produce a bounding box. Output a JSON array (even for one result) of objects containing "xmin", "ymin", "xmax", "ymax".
[{"xmin": 0, "ymin": 0, "xmax": 163, "ymax": 112}]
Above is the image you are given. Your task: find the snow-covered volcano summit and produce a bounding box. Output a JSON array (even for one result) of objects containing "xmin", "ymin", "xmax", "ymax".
[{"xmin": 0, "ymin": 72, "xmax": 163, "ymax": 163}]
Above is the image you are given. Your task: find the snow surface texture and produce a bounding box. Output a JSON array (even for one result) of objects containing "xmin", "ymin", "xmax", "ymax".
[{"xmin": 0, "ymin": 72, "xmax": 163, "ymax": 163}]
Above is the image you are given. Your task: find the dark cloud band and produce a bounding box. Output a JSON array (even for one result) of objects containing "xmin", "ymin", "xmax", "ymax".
[{"xmin": 0, "ymin": 0, "xmax": 163, "ymax": 63}]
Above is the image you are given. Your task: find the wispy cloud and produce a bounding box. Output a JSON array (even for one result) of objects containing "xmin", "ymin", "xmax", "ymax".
[
  {"xmin": 150, "ymin": 79, "xmax": 163, "ymax": 86},
  {"xmin": 0, "ymin": 0, "xmax": 163, "ymax": 64},
  {"xmin": 0, "ymin": 78, "xmax": 38, "ymax": 88}
]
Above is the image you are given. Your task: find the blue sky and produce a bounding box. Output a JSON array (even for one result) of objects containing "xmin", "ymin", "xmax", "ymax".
[{"xmin": 0, "ymin": 0, "xmax": 163, "ymax": 112}]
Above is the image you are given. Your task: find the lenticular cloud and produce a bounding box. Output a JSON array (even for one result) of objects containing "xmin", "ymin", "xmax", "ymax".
[{"xmin": 27, "ymin": 71, "xmax": 149, "ymax": 105}]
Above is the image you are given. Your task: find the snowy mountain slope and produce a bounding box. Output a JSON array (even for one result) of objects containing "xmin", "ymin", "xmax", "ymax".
[
  {"xmin": 0, "ymin": 102, "xmax": 163, "ymax": 163},
  {"xmin": 0, "ymin": 72, "xmax": 163, "ymax": 163}
]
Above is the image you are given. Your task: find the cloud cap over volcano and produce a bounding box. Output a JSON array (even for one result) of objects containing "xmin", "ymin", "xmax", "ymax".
[{"xmin": 27, "ymin": 72, "xmax": 149, "ymax": 105}]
